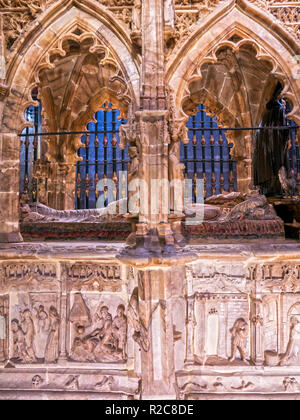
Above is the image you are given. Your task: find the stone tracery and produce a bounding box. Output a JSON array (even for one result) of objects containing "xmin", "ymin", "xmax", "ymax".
[{"xmin": 0, "ymin": 0, "xmax": 299, "ymax": 402}]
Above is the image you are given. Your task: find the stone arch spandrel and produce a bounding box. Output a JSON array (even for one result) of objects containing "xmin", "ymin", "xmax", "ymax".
[
  {"xmin": 168, "ymin": 5, "xmax": 300, "ymax": 125},
  {"xmin": 2, "ymin": 3, "xmax": 140, "ymax": 135}
]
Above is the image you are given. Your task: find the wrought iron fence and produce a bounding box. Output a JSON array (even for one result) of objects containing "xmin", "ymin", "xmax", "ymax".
[
  {"xmin": 20, "ymin": 98, "xmax": 42, "ymax": 201},
  {"xmin": 19, "ymin": 102, "xmax": 300, "ymax": 209},
  {"xmin": 182, "ymin": 104, "xmax": 237, "ymax": 202},
  {"xmin": 75, "ymin": 104, "xmax": 129, "ymax": 209}
]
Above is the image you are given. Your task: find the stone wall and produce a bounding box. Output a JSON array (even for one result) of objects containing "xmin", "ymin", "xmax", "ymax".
[{"xmin": 0, "ymin": 242, "xmax": 299, "ymax": 399}]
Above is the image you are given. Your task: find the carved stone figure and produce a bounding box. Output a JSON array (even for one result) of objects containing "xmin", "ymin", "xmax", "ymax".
[
  {"xmin": 231, "ymin": 380, "xmax": 255, "ymax": 391},
  {"xmin": 112, "ymin": 305, "xmax": 128, "ymax": 360},
  {"xmin": 20, "ymin": 310, "xmax": 37, "ymax": 363},
  {"xmin": 35, "ymin": 305, "xmax": 48, "ymax": 333},
  {"xmin": 32, "ymin": 375, "xmax": 43, "ymax": 389},
  {"xmin": 69, "ymin": 293, "xmax": 92, "ymax": 328},
  {"xmin": 280, "ymin": 317, "xmax": 300, "ymax": 366},
  {"xmin": 44, "ymin": 306, "xmax": 60, "ymax": 363},
  {"xmin": 169, "ymin": 138, "xmax": 185, "ymax": 213},
  {"xmin": 164, "ymin": 0, "xmax": 175, "ymax": 28},
  {"xmin": 65, "ymin": 375, "xmax": 80, "ymax": 391},
  {"xmin": 132, "ymin": 0, "xmax": 142, "ymax": 32},
  {"xmin": 283, "ymin": 377, "xmax": 298, "ymax": 393},
  {"xmin": 11, "ymin": 319, "xmax": 26, "ymax": 361},
  {"xmin": 278, "ymin": 167, "xmax": 297, "ymax": 197},
  {"xmin": 253, "ymin": 84, "xmax": 290, "ymax": 196},
  {"xmin": 127, "ymin": 288, "xmax": 150, "ymax": 352},
  {"xmin": 225, "ymin": 195, "xmax": 279, "ymax": 222},
  {"xmin": 229, "ymin": 318, "xmax": 249, "ymax": 363},
  {"xmin": 70, "ymin": 304, "xmax": 127, "ymax": 363},
  {"xmin": 95, "ymin": 376, "xmax": 115, "ymax": 392}
]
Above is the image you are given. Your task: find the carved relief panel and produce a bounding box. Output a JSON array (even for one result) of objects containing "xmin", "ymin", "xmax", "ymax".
[
  {"xmin": 186, "ymin": 262, "xmax": 250, "ymax": 366},
  {"xmin": 62, "ymin": 262, "xmax": 129, "ymax": 364},
  {"xmin": 0, "ymin": 261, "xmax": 61, "ymax": 365},
  {"xmin": 68, "ymin": 292, "xmax": 128, "ymax": 364},
  {"xmin": 10, "ymin": 292, "xmax": 60, "ymax": 364}
]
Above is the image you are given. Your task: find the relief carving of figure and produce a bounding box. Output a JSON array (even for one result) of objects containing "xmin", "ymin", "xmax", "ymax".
[
  {"xmin": 11, "ymin": 319, "xmax": 27, "ymax": 361},
  {"xmin": 44, "ymin": 306, "xmax": 60, "ymax": 363},
  {"xmin": 229, "ymin": 318, "xmax": 249, "ymax": 363},
  {"xmin": 132, "ymin": 0, "xmax": 142, "ymax": 32},
  {"xmin": 169, "ymin": 138, "xmax": 185, "ymax": 213},
  {"xmin": 112, "ymin": 304, "xmax": 128, "ymax": 360},
  {"xmin": 280, "ymin": 317, "xmax": 300, "ymax": 366},
  {"xmin": 70, "ymin": 305, "xmax": 127, "ymax": 363},
  {"xmin": 20, "ymin": 309, "xmax": 37, "ymax": 363},
  {"xmin": 164, "ymin": 0, "xmax": 175, "ymax": 28},
  {"xmin": 35, "ymin": 305, "xmax": 48, "ymax": 333}
]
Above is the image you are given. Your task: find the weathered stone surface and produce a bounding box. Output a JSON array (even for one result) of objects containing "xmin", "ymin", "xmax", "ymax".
[{"xmin": 0, "ymin": 0, "xmax": 299, "ymax": 401}]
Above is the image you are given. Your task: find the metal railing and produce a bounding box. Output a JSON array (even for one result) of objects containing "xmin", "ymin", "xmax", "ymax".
[{"xmin": 19, "ymin": 103, "xmax": 300, "ymax": 208}]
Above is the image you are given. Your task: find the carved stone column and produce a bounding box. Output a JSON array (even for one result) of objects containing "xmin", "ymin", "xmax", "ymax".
[
  {"xmin": 185, "ymin": 295, "xmax": 195, "ymax": 364},
  {"xmin": 132, "ymin": 265, "xmax": 185, "ymax": 399},
  {"xmin": 0, "ymin": 295, "xmax": 8, "ymax": 363},
  {"xmin": 0, "ymin": 17, "xmax": 22, "ymax": 243},
  {"xmin": 119, "ymin": 0, "xmax": 188, "ymax": 256},
  {"xmin": 250, "ymin": 296, "xmax": 264, "ymax": 365},
  {"xmin": 58, "ymin": 268, "xmax": 68, "ymax": 362}
]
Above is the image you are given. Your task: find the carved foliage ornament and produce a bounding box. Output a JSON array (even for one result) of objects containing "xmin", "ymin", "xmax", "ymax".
[
  {"xmin": 0, "ymin": 0, "xmax": 135, "ymax": 51},
  {"xmin": 248, "ymin": 1, "xmax": 300, "ymax": 41}
]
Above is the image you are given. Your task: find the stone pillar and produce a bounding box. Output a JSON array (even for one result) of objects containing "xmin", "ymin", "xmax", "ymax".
[
  {"xmin": 250, "ymin": 296, "xmax": 264, "ymax": 365},
  {"xmin": 0, "ymin": 132, "xmax": 23, "ymax": 242},
  {"xmin": 0, "ymin": 295, "xmax": 8, "ymax": 363},
  {"xmin": 0, "ymin": 17, "xmax": 22, "ymax": 243},
  {"xmin": 127, "ymin": 0, "xmax": 177, "ymax": 253},
  {"xmin": 135, "ymin": 265, "xmax": 185, "ymax": 399},
  {"xmin": 185, "ymin": 295, "xmax": 195, "ymax": 364},
  {"xmin": 58, "ymin": 269, "xmax": 68, "ymax": 362}
]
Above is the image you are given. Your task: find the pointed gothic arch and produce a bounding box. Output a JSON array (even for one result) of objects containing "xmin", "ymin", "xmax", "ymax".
[
  {"xmin": 168, "ymin": 2, "xmax": 300, "ymax": 193},
  {"xmin": 0, "ymin": 0, "xmax": 140, "ymax": 238}
]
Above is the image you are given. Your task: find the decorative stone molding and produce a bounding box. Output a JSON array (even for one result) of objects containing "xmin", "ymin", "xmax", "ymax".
[
  {"xmin": 64, "ymin": 263, "xmax": 122, "ymax": 292},
  {"xmin": 0, "ymin": 262, "xmax": 59, "ymax": 291},
  {"xmin": 249, "ymin": 0, "xmax": 300, "ymax": 41}
]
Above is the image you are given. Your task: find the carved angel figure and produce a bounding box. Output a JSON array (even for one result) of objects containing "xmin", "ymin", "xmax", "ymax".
[{"xmin": 229, "ymin": 318, "xmax": 249, "ymax": 363}]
